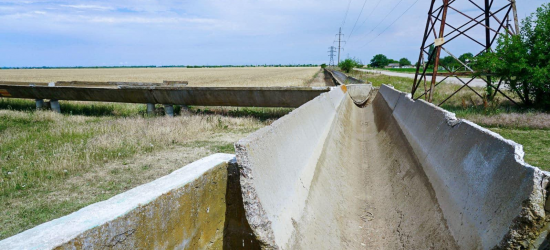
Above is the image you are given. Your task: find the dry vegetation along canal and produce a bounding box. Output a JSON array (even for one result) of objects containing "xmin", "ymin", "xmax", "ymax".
[{"xmin": 0, "ymin": 67, "xmax": 327, "ymax": 239}]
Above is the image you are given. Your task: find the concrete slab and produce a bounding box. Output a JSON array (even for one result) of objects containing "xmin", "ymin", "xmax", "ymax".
[
  {"xmin": 0, "ymin": 84, "xmax": 330, "ymax": 108},
  {"xmin": 236, "ymin": 84, "xmax": 550, "ymax": 249},
  {"xmin": 346, "ymin": 84, "xmax": 372, "ymax": 106},
  {"xmin": 235, "ymin": 86, "xmax": 347, "ymax": 248},
  {"xmin": 0, "ymin": 154, "xmax": 236, "ymax": 250}
]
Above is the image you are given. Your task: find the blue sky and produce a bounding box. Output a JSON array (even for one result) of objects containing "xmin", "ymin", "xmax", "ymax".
[{"xmin": 0, "ymin": 0, "xmax": 545, "ymax": 67}]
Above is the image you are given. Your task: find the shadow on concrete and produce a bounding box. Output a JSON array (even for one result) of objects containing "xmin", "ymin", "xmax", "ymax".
[{"xmin": 223, "ymin": 160, "xmax": 261, "ymax": 249}]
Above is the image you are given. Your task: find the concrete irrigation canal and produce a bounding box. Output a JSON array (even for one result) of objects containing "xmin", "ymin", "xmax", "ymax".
[{"xmin": 1, "ymin": 84, "xmax": 549, "ymax": 249}]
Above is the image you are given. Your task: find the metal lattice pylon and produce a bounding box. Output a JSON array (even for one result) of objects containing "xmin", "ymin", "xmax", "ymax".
[
  {"xmin": 328, "ymin": 46, "xmax": 337, "ymax": 67},
  {"xmin": 411, "ymin": 0, "xmax": 520, "ymax": 106}
]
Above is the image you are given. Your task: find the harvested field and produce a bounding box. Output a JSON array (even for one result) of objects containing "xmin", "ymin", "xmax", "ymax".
[
  {"xmin": 0, "ymin": 67, "xmax": 320, "ymax": 87},
  {"xmin": 0, "ymin": 66, "xmax": 327, "ymax": 239}
]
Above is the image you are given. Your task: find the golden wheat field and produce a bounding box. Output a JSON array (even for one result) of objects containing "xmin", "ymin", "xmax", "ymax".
[{"xmin": 0, "ymin": 67, "xmax": 320, "ymax": 87}]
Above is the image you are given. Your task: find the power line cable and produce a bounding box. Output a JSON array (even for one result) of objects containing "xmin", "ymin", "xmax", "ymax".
[
  {"xmin": 359, "ymin": 0, "xmax": 420, "ymax": 48},
  {"xmin": 354, "ymin": 0, "xmax": 383, "ymax": 37},
  {"xmin": 341, "ymin": 0, "xmax": 353, "ymax": 27},
  {"xmin": 347, "ymin": 0, "xmax": 369, "ymax": 41},
  {"xmin": 358, "ymin": 0, "xmax": 405, "ymax": 42}
]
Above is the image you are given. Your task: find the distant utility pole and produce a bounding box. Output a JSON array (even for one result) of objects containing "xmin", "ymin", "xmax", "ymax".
[
  {"xmin": 328, "ymin": 46, "xmax": 336, "ymax": 67},
  {"xmin": 334, "ymin": 27, "xmax": 346, "ymax": 65}
]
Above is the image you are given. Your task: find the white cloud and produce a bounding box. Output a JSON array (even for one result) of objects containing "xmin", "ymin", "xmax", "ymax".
[
  {"xmin": 60, "ymin": 4, "xmax": 113, "ymax": 11},
  {"xmin": 87, "ymin": 16, "xmax": 216, "ymax": 24}
]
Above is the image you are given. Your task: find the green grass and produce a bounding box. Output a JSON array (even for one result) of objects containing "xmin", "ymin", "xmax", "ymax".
[
  {"xmin": 488, "ymin": 128, "xmax": 550, "ymax": 169},
  {"xmin": 348, "ymin": 70, "xmax": 549, "ymax": 171},
  {"xmin": 0, "ymin": 98, "xmax": 147, "ymax": 117},
  {"xmin": 361, "ymin": 67, "xmax": 454, "ymax": 74},
  {"xmin": 0, "ymin": 99, "xmax": 280, "ymax": 239},
  {"xmin": 182, "ymin": 141, "xmax": 236, "ymax": 154},
  {"xmin": 190, "ymin": 106, "xmax": 293, "ymax": 122}
]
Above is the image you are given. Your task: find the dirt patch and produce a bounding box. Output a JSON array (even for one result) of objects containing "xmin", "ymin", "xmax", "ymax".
[{"xmin": 307, "ymin": 69, "xmax": 335, "ymax": 87}]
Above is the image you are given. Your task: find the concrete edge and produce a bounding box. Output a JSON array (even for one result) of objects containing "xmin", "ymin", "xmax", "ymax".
[
  {"xmin": 0, "ymin": 153, "xmax": 236, "ymax": 249},
  {"xmin": 380, "ymin": 84, "xmax": 550, "ymax": 248},
  {"xmin": 346, "ymin": 84, "xmax": 373, "ymax": 106},
  {"xmin": 234, "ymin": 86, "xmax": 347, "ymax": 248}
]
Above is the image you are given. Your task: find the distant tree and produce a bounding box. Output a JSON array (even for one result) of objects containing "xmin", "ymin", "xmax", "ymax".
[
  {"xmin": 458, "ymin": 53, "xmax": 474, "ymax": 63},
  {"xmin": 475, "ymin": 3, "xmax": 550, "ymax": 109},
  {"xmin": 399, "ymin": 58, "xmax": 411, "ymax": 67},
  {"xmin": 321, "ymin": 63, "xmax": 327, "ymax": 69},
  {"xmin": 370, "ymin": 54, "xmax": 390, "ymax": 68},
  {"xmin": 439, "ymin": 56, "xmax": 460, "ymax": 71},
  {"xmin": 355, "ymin": 59, "xmax": 365, "ymax": 68},
  {"xmin": 456, "ymin": 52, "xmax": 474, "ymax": 71},
  {"xmin": 426, "ymin": 44, "xmax": 436, "ymax": 67}
]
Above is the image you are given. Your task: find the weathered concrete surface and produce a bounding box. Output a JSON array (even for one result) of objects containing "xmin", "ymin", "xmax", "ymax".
[
  {"xmin": 235, "ymin": 85, "xmax": 347, "ymax": 248},
  {"xmin": 0, "ymin": 84, "xmax": 329, "ymax": 108},
  {"xmin": 224, "ymin": 160, "xmax": 262, "ymax": 249},
  {"xmin": 383, "ymin": 85, "xmax": 550, "ymax": 249},
  {"xmin": 0, "ymin": 154, "xmax": 235, "ymax": 250},
  {"xmin": 236, "ymin": 84, "xmax": 550, "ymax": 249},
  {"xmin": 325, "ymin": 69, "xmax": 365, "ymax": 85},
  {"xmin": 347, "ymin": 84, "xmax": 373, "ymax": 106}
]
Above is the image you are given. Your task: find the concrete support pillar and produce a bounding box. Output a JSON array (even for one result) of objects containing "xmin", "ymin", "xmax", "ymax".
[
  {"xmin": 35, "ymin": 99, "xmax": 44, "ymax": 110},
  {"xmin": 164, "ymin": 105, "xmax": 174, "ymax": 117},
  {"xmin": 147, "ymin": 103, "xmax": 155, "ymax": 115},
  {"xmin": 50, "ymin": 99, "xmax": 61, "ymax": 113}
]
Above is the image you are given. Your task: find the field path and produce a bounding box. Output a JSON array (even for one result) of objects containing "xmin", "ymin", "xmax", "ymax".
[{"xmin": 308, "ymin": 69, "xmax": 335, "ymax": 87}]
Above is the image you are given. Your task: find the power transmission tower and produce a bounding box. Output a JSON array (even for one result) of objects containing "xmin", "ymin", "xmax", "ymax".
[
  {"xmin": 334, "ymin": 27, "xmax": 346, "ymax": 65},
  {"xmin": 411, "ymin": 0, "xmax": 520, "ymax": 106},
  {"xmin": 328, "ymin": 46, "xmax": 337, "ymax": 67}
]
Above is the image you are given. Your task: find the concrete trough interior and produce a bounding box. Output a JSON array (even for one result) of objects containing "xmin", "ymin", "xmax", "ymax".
[
  {"xmin": 2, "ymin": 84, "xmax": 550, "ymax": 249},
  {"xmin": 236, "ymin": 85, "xmax": 550, "ymax": 249}
]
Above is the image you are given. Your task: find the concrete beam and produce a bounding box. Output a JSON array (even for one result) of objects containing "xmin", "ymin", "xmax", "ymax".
[
  {"xmin": 0, "ymin": 154, "xmax": 236, "ymax": 249},
  {"xmin": 0, "ymin": 84, "xmax": 330, "ymax": 108}
]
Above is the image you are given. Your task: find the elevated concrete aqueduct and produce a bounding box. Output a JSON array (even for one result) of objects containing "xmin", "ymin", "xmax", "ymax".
[{"xmin": 1, "ymin": 81, "xmax": 550, "ymax": 249}]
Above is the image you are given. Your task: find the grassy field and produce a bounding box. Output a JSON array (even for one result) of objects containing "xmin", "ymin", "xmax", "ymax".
[
  {"xmin": 349, "ymin": 70, "xmax": 550, "ymax": 171},
  {"xmin": 0, "ymin": 99, "xmax": 292, "ymax": 239},
  {"xmin": 0, "ymin": 67, "xmax": 326, "ymax": 239},
  {"xmin": 0, "ymin": 67, "xmax": 320, "ymax": 87},
  {"xmin": 361, "ymin": 67, "xmax": 448, "ymax": 74}
]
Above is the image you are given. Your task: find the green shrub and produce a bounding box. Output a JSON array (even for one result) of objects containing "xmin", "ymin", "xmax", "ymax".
[
  {"xmin": 475, "ymin": 3, "xmax": 550, "ymax": 109},
  {"xmin": 338, "ymin": 58, "xmax": 359, "ymax": 73}
]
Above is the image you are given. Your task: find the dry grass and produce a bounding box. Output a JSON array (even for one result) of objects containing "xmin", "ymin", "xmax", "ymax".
[
  {"xmin": 0, "ymin": 67, "xmax": 323, "ymax": 239},
  {"xmin": 0, "ymin": 108, "xmax": 276, "ymax": 239},
  {"xmin": 0, "ymin": 67, "xmax": 320, "ymax": 87}
]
